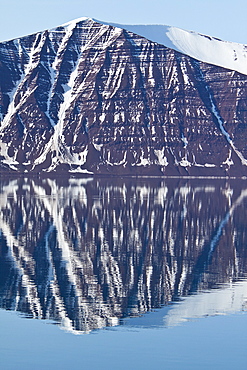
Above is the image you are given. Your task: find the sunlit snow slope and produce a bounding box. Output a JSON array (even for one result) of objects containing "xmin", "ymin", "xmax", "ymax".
[{"xmin": 105, "ymin": 21, "xmax": 247, "ymax": 75}]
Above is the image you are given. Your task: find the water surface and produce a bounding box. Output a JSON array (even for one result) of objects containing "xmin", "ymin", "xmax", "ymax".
[{"xmin": 0, "ymin": 177, "xmax": 246, "ymax": 368}]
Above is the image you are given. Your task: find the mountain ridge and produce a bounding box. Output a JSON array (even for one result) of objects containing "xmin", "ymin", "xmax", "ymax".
[{"xmin": 4, "ymin": 17, "xmax": 247, "ymax": 74}]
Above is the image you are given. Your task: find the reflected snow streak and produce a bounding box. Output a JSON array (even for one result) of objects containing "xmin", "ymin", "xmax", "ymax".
[{"xmin": 0, "ymin": 177, "xmax": 247, "ymax": 334}]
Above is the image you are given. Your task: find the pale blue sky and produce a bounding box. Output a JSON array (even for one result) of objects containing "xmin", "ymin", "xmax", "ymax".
[{"xmin": 0, "ymin": 0, "xmax": 247, "ymax": 44}]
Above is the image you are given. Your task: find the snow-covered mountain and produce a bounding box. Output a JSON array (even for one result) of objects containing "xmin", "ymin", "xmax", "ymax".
[{"xmin": 0, "ymin": 17, "xmax": 247, "ymax": 176}]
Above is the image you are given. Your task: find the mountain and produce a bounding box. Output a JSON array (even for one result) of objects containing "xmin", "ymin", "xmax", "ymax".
[{"xmin": 0, "ymin": 17, "xmax": 247, "ymax": 176}]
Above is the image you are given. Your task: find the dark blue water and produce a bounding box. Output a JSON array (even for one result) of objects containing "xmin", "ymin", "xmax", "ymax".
[{"xmin": 0, "ymin": 177, "xmax": 246, "ymax": 369}]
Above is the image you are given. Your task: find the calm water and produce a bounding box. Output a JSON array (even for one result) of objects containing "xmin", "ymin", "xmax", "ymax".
[{"xmin": 0, "ymin": 176, "xmax": 247, "ymax": 369}]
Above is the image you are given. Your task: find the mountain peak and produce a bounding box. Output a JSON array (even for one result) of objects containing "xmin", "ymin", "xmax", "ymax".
[{"xmin": 59, "ymin": 17, "xmax": 92, "ymax": 28}]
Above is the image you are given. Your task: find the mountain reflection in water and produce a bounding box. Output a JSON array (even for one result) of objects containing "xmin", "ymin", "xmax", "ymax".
[{"xmin": 0, "ymin": 177, "xmax": 246, "ymax": 334}]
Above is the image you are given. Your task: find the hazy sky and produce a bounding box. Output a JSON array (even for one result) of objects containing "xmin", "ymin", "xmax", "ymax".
[{"xmin": 1, "ymin": 0, "xmax": 247, "ymax": 44}]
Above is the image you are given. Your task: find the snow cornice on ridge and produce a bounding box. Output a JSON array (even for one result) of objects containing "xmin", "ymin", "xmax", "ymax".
[{"xmin": 93, "ymin": 19, "xmax": 247, "ymax": 75}]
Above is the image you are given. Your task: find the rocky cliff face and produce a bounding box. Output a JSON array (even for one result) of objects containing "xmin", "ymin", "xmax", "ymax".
[{"xmin": 1, "ymin": 18, "xmax": 247, "ymax": 176}]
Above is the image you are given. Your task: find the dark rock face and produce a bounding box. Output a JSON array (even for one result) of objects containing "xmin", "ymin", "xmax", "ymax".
[{"xmin": 0, "ymin": 18, "xmax": 247, "ymax": 176}]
